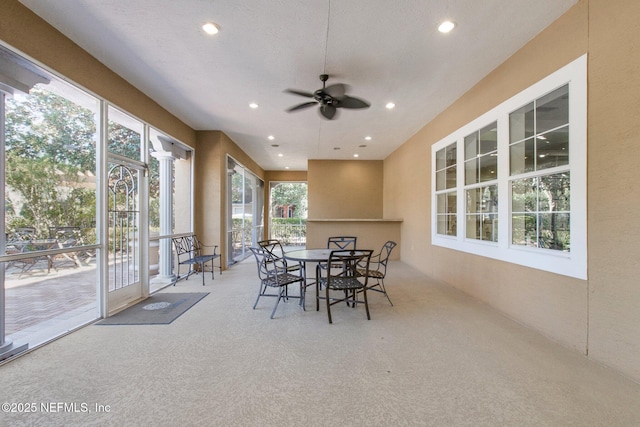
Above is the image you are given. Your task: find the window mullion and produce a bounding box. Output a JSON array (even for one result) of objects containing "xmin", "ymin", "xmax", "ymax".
[{"xmin": 497, "ymin": 114, "xmax": 510, "ymax": 250}]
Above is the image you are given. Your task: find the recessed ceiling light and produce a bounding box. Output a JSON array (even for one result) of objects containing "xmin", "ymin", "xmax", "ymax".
[
  {"xmin": 353, "ymin": 154, "xmax": 359, "ymax": 158},
  {"xmin": 385, "ymin": 102, "xmax": 396, "ymax": 109},
  {"xmin": 278, "ymin": 153, "xmax": 283, "ymax": 157},
  {"xmin": 438, "ymin": 20, "xmax": 456, "ymax": 33},
  {"xmin": 364, "ymin": 136, "xmax": 372, "ymax": 141},
  {"xmin": 268, "ymin": 135, "xmax": 275, "ymax": 140},
  {"xmin": 202, "ymin": 22, "xmax": 219, "ymax": 35},
  {"xmin": 285, "ymin": 166, "xmax": 290, "ymax": 170},
  {"xmin": 249, "ymin": 103, "xmax": 258, "ymax": 109}
]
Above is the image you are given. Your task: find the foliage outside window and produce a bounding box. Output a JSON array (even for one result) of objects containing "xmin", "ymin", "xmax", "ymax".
[
  {"xmin": 5, "ymin": 86, "xmax": 98, "ymax": 243},
  {"xmin": 107, "ymin": 106, "xmax": 142, "ymax": 160},
  {"xmin": 270, "ymin": 182, "xmax": 307, "ymax": 245}
]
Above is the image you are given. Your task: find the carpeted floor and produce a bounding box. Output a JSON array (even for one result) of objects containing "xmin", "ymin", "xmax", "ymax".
[{"xmin": 1, "ymin": 258, "xmax": 640, "ymax": 426}]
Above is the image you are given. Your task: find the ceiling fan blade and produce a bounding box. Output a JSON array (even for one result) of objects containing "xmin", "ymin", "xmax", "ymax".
[
  {"xmin": 338, "ymin": 96, "xmax": 370, "ymax": 109},
  {"xmin": 287, "ymin": 101, "xmax": 317, "ymax": 112},
  {"xmin": 323, "ymin": 83, "xmax": 349, "ymax": 98},
  {"xmin": 284, "ymin": 88, "xmax": 315, "ymax": 98},
  {"xmin": 319, "ymin": 104, "xmax": 337, "ymax": 120}
]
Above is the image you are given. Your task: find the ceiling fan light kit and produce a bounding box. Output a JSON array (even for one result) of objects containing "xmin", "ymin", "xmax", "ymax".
[{"xmin": 285, "ymin": 74, "xmax": 371, "ymax": 120}]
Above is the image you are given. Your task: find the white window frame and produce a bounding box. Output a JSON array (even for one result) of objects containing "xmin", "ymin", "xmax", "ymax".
[{"xmin": 431, "ymin": 55, "xmax": 587, "ymax": 279}]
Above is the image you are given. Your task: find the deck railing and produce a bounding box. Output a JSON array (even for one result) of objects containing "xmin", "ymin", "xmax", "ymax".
[{"xmin": 270, "ymin": 223, "xmax": 306, "ymax": 246}]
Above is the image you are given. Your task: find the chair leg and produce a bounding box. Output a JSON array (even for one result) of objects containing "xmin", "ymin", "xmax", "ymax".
[
  {"xmin": 200, "ymin": 262, "xmax": 205, "ymax": 286},
  {"xmin": 379, "ymin": 279, "xmax": 393, "ymax": 306},
  {"xmin": 174, "ymin": 265, "xmax": 182, "ymax": 285},
  {"xmin": 326, "ymin": 286, "xmax": 333, "ymax": 324},
  {"xmin": 363, "ymin": 287, "xmax": 371, "ymax": 320},
  {"xmin": 253, "ymin": 283, "xmax": 266, "ymax": 309},
  {"xmin": 270, "ymin": 286, "xmax": 286, "ymax": 319}
]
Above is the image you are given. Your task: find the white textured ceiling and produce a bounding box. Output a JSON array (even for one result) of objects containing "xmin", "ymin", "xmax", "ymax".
[{"xmin": 18, "ymin": 0, "xmax": 578, "ymax": 171}]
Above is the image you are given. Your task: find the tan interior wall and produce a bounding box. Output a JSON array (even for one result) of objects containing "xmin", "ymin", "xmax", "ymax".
[
  {"xmin": 308, "ymin": 160, "xmax": 383, "ymax": 219},
  {"xmin": 307, "ymin": 160, "xmax": 397, "ymax": 251},
  {"xmin": 195, "ymin": 131, "xmax": 265, "ymax": 267},
  {"xmin": 586, "ymin": 0, "xmax": 640, "ymax": 382},
  {"xmin": 385, "ymin": 0, "xmax": 640, "ymax": 383},
  {"xmin": 194, "ymin": 132, "xmax": 224, "ymax": 263},
  {"xmin": 0, "ymin": 0, "xmax": 195, "ymax": 148}
]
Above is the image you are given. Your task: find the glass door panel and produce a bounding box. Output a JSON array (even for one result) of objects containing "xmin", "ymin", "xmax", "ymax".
[{"xmin": 226, "ymin": 157, "xmax": 264, "ymax": 265}]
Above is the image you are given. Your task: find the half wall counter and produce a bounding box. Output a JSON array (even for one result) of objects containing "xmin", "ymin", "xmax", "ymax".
[{"xmin": 306, "ymin": 219, "xmax": 402, "ymax": 260}]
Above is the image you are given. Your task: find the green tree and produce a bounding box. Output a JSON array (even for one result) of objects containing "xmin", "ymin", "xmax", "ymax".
[
  {"xmin": 271, "ymin": 183, "xmax": 307, "ymax": 218},
  {"xmin": 4, "ymin": 87, "xmax": 98, "ymax": 239}
]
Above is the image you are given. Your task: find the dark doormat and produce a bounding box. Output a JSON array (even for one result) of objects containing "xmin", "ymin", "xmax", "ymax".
[{"xmin": 95, "ymin": 293, "xmax": 209, "ymax": 325}]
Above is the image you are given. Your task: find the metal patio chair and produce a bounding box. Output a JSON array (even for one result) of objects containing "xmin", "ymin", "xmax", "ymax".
[
  {"xmin": 316, "ymin": 249, "xmax": 373, "ymax": 324},
  {"xmin": 249, "ymin": 246, "xmax": 305, "ymax": 319}
]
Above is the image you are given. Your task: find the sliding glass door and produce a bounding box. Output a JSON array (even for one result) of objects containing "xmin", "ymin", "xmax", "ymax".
[{"xmin": 227, "ymin": 156, "xmax": 264, "ymax": 265}]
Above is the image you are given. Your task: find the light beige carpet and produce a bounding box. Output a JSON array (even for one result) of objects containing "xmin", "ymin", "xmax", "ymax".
[{"xmin": 1, "ymin": 259, "xmax": 640, "ymax": 426}]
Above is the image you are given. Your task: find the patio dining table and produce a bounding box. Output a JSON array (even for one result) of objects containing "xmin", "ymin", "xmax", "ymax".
[
  {"xmin": 283, "ymin": 249, "xmax": 332, "ymax": 309},
  {"xmin": 284, "ymin": 248, "xmax": 368, "ymax": 309}
]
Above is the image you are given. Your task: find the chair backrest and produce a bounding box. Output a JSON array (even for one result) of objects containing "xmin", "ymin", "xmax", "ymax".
[
  {"xmin": 12, "ymin": 227, "xmax": 36, "ymax": 241},
  {"xmin": 49, "ymin": 226, "xmax": 82, "ymax": 244},
  {"xmin": 327, "ymin": 236, "xmax": 357, "ymax": 250},
  {"xmin": 327, "ymin": 249, "xmax": 373, "ymax": 286},
  {"xmin": 257, "ymin": 239, "xmax": 284, "ymax": 259},
  {"xmin": 172, "ymin": 235, "xmax": 202, "ymax": 261},
  {"xmin": 249, "ymin": 246, "xmax": 284, "ymax": 280},
  {"xmin": 379, "ymin": 241, "xmax": 397, "ymax": 264},
  {"xmin": 375, "ymin": 240, "xmax": 397, "ymax": 275}
]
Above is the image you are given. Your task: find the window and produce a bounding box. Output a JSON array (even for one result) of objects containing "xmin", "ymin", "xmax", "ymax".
[
  {"xmin": 431, "ymin": 55, "xmax": 587, "ymax": 279},
  {"xmin": 510, "ymin": 85, "xmax": 570, "ymax": 251},
  {"xmin": 227, "ymin": 156, "xmax": 264, "ymax": 264},
  {"xmin": 435, "ymin": 143, "xmax": 457, "ymax": 236},
  {"xmin": 464, "ymin": 122, "xmax": 498, "ymax": 242}
]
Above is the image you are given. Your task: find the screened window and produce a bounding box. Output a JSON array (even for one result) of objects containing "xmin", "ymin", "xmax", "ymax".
[
  {"xmin": 107, "ymin": 106, "xmax": 143, "ymax": 161},
  {"xmin": 1, "ymin": 44, "xmax": 194, "ymax": 353}
]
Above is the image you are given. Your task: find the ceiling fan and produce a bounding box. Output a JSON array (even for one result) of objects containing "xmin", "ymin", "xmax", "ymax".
[{"xmin": 285, "ymin": 74, "xmax": 370, "ymax": 120}]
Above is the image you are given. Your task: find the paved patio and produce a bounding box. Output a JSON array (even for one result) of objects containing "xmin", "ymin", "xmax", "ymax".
[
  {"xmin": 3, "ymin": 243, "xmax": 304, "ymax": 349},
  {"xmin": 4, "ymin": 258, "xmax": 99, "ymax": 347},
  {"xmin": 3, "ymin": 256, "xmax": 169, "ymax": 347}
]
